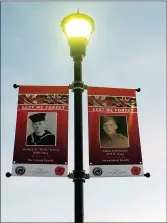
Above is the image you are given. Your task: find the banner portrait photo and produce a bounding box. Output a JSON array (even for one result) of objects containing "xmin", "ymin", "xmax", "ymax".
[
  {"xmin": 26, "ymin": 112, "xmax": 57, "ymax": 146},
  {"xmin": 100, "ymin": 115, "xmax": 129, "ymax": 148},
  {"xmin": 12, "ymin": 85, "xmax": 69, "ymax": 177},
  {"xmin": 88, "ymin": 87, "xmax": 144, "ymax": 177}
]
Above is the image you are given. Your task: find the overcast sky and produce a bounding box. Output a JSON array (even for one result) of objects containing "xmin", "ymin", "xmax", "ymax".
[{"xmin": 1, "ymin": 2, "xmax": 166, "ymax": 222}]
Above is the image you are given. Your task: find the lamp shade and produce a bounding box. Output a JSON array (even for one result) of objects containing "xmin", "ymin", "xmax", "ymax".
[{"xmin": 61, "ymin": 11, "xmax": 95, "ymax": 41}]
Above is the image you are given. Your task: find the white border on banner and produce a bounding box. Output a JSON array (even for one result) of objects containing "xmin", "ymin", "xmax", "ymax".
[
  {"xmin": 12, "ymin": 164, "xmax": 68, "ymax": 177},
  {"xmin": 89, "ymin": 165, "xmax": 144, "ymax": 178}
]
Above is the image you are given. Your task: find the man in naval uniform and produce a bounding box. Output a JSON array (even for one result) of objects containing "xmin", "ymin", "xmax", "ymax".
[
  {"xmin": 100, "ymin": 116, "xmax": 129, "ymax": 148},
  {"xmin": 26, "ymin": 113, "xmax": 55, "ymax": 146}
]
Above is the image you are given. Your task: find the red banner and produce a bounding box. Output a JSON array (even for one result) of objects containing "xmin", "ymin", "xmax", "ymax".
[
  {"xmin": 88, "ymin": 87, "xmax": 144, "ymax": 177},
  {"xmin": 12, "ymin": 86, "xmax": 69, "ymax": 177}
]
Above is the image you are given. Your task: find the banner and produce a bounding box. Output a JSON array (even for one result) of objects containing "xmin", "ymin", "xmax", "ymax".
[
  {"xmin": 12, "ymin": 86, "xmax": 69, "ymax": 177},
  {"xmin": 88, "ymin": 87, "xmax": 144, "ymax": 177}
]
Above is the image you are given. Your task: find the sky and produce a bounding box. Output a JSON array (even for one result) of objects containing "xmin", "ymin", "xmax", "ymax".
[{"xmin": 1, "ymin": 1, "xmax": 166, "ymax": 222}]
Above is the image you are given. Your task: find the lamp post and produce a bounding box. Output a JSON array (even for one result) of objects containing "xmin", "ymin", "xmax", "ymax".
[{"xmin": 61, "ymin": 10, "xmax": 95, "ymax": 223}]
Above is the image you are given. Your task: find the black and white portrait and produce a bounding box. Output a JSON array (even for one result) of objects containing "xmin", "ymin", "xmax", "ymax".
[
  {"xmin": 26, "ymin": 112, "xmax": 57, "ymax": 146},
  {"xmin": 100, "ymin": 115, "xmax": 129, "ymax": 148}
]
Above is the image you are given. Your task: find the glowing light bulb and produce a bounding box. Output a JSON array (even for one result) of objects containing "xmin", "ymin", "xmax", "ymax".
[{"xmin": 65, "ymin": 19, "xmax": 92, "ymax": 39}]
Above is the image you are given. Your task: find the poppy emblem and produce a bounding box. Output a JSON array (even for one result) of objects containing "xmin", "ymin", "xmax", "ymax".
[
  {"xmin": 55, "ymin": 166, "xmax": 65, "ymax": 176},
  {"xmin": 131, "ymin": 166, "xmax": 141, "ymax": 175}
]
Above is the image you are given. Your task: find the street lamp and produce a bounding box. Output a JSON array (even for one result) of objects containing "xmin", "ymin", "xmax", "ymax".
[
  {"xmin": 61, "ymin": 10, "xmax": 95, "ymax": 59},
  {"xmin": 61, "ymin": 10, "xmax": 95, "ymax": 223}
]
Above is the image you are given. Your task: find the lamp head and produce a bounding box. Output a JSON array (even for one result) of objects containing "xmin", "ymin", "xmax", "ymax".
[{"xmin": 61, "ymin": 10, "xmax": 95, "ymax": 59}]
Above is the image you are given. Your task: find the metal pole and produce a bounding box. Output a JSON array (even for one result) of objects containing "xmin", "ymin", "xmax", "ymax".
[{"xmin": 73, "ymin": 56, "xmax": 85, "ymax": 223}]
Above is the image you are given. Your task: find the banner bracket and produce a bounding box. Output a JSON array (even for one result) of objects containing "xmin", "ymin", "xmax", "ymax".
[
  {"xmin": 83, "ymin": 84, "xmax": 88, "ymax": 89},
  {"xmin": 144, "ymin": 172, "xmax": 150, "ymax": 178},
  {"xmin": 68, "ymin": 172, "xmax": 90, "ymax": 182},
  {"xmin": 6, "ymin": 172, "xmax": 12, "ymax": 178},
  {"xmin": 13, "ymin": 84, "xmax": 19, "ymax": 88},
  {"xmin": 68, "ymin": 84, "xmax": 73, "ymax": 89},
  {"xmin": 68, "ymin": 82, "xmax": 88, "ymax": 92},
  {"xmin": 136, "ymin": 88, "xmax": 141, "ymax": 92}
]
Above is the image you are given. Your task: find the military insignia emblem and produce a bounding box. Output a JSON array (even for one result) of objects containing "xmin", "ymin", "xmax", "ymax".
[
  {"xmin": 15, "ymin": 166, "xmax": 26, "ymax": 176},
  {"xmin": 92, "ymin": 167, "xmax": 103, "ymax": 176}
]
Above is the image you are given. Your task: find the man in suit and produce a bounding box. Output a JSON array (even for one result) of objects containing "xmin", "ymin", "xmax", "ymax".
[
  {"xmin": 100, "ymin": 116, "xmax": 129, "ymax": 148},
  {"xmin": 26, "ymin": 113, "xmax": 55, "ymax": 146}
]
